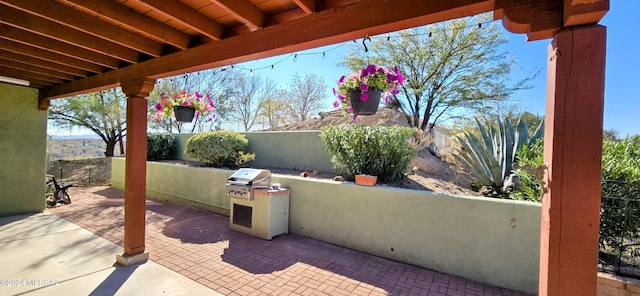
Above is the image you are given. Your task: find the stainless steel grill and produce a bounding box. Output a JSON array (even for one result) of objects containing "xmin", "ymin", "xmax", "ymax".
[{"xmin": 226, "ymin": 168, "xmax": 271, "ymax": 200}]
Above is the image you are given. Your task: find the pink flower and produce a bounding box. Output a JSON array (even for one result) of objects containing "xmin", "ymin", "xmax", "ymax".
[
  {"xmin": 360, "ymin": 93, "xmax": 369, "ymax": 101},
  {"xmin": 333, "ymin": 101, "xmax": 340, "ymax": 108},
  {"xmin": 359, "ymin": 83, "xmax": 368, "ymax": 92}
]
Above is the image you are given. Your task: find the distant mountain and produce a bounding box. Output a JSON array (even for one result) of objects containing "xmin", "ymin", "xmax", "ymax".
[
  {"xmin": 47, "ymin": 138, "xmax": 116, "ymax": 160},
  {"xmin": 49, "ymin": 134, "xmax": 101, "ymax": 140}
]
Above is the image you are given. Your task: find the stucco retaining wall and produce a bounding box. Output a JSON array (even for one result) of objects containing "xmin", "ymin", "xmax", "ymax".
[
  {"xmin": 112, "ymin": 158, "xmax": 540, "ymax": 294},
  {"xmin": 173, "ymin": 131, "xmax": 335, "ymax": 173}
]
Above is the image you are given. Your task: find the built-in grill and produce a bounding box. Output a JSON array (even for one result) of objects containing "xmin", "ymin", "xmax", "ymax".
[
  {"xmin": 226, "ymin": 168, "xmax": 271, "ymax": 200},
  {"xmin": 227, "ymin": 168, "xmax": 290, "ymax": 240}
]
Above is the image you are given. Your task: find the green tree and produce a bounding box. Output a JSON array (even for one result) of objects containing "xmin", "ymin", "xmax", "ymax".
[
  {"xmin": 260, "ymin": 97, "xmax": 291, "ymax": 129},
  {"xmin": 603, "ymin": 128, "xmax": 619, "ymax": 141},
  {"xmin": 341, "ymin": 14, "xmax": 531, "ymax": 133},
  {"xmin": 49, "ymin": 89, "xmax": 126, "ymax": 157}
]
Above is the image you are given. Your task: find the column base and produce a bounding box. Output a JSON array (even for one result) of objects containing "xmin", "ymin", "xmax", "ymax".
[{"xmin": 116, "ymin": 252, "xmax": 149, "ymax": 266}]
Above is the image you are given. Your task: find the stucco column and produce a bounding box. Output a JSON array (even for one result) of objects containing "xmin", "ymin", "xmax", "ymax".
[
  {"xmin": 117, "ymin": 78, "xmax": 155, "ymax": 266},
  {"xmin": 539, "ymin": 25, "xmax": 606, "ymax": 295}
]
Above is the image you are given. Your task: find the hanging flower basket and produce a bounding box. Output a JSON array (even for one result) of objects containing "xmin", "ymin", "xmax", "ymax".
[
  {"xmin": 174, "ymin": 106, "xmax": 195, "ymax": 122},
  {"xmin": 333, "ymin": 64, "xmax": 404, "ymax": 118},
  {"xmin": 349, "ymin": 89, "xmax": 382, "ymax": 115}
]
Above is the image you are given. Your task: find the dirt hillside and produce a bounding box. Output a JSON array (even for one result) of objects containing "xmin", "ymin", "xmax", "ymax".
[{"xmin": 269, "ymin": 107, "xmax": 477, "ymax": 196}]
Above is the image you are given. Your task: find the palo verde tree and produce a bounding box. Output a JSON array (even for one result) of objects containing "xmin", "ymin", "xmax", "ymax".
[
  {"xmin": 49, "ymin": 88, "xmax": 126, "ymax": 157},
  {"xmin": 341, "ymin": 14, "xmax": 531, "ymax": 134}
]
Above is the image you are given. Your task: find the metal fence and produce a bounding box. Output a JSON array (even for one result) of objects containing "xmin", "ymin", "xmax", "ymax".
[
  {"xmin": 47, "ymin": 158, "xmax": 112, "ymax": 186},
  {"xmin": 599, "ymin": 180, "xmax": 640, "ymax": 278}
]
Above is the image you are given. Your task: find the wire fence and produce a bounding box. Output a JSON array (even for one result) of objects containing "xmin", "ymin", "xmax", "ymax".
[
  {"xmin": 599, "ymin": 180, "xmax": 640, "ymax": 278},
  {"xmin": 47, "ymin": 158, "xmax": 112, "ymax": 186}
]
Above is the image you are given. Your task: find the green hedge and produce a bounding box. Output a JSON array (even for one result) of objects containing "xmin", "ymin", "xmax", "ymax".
[
  {"xmin": 320, "ymin": 124, "xmax": 417, "ymax": 182},
  {"xmin": 184, "ymin": 131, "xmax": 255, "ymax": 168}
]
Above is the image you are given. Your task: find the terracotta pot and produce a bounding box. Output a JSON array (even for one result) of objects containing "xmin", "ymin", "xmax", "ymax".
[
  {"xmin": 174, "ymin": 106, "xmax": 195, "ymax": 122},
  {"xmin": 348, "ymin": 89, "xmax": 382, "ymax": 115},
  {"xmin": 355, "ymin": 174, "xmax": 377, "ymax": 186}
]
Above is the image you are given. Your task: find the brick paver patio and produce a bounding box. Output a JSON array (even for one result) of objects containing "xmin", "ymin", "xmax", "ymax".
[{"xmin": 47, "ymin": 187, "xmax": 529, "ymax": 296}]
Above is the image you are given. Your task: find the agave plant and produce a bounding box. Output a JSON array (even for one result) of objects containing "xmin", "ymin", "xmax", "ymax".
[{"xmin": 454, "ymin": 117, "xmax": 544, "ymax": 196}]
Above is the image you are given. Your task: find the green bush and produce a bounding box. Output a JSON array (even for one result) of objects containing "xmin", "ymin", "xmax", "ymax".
[
  {"xmin": 184, "ymin": 131, "xmax": 255, "ymax": 168},
  {"xmin": 599, "ymin": 136, "xmax": 640, "ymax": 255},
  {"xmin": 512, "ymin": 139, "xmax": 545, "ymax": 202},
  {"xmin": 320, "ymin": 124, "xmax": 417, "ymax": 183},
  {"xmin": 147, "ymin": 133, "xmax": 176, "ymax": 161}
]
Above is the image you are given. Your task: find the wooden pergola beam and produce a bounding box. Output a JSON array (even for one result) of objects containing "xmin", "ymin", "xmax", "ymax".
[
  {"xmin": 0, "ymin": 49, "xmax": 89, "ymax": 77},
  {"xmin": 293, "ymin": 0, "xmax": 316, "ymax": 14},
  {"xmin": 0, "ymin": 26, "xmax": 119, "ymax": 69},
  {"xmin": 0, "ymin": 58, "xmax": 76, "ymax": 81},
  {"xmin": 212, "ymin": 0, "xmax": 266, "ymax": 31},
  {"xmin": 58, "ymin": 0, "xmax": 191, "ymax": 50},
  {"xmin": 138, "ymin": 0, "xmax": 224, "ymax": 40},
  {"xmin": 0, "ymin": 6, "xmax": 140, "ymax": 63},
  {"xmin": 0, "ymin": 39, "xmax": 104, "ymax": 73},
  {"xmin": 0, "ymin": 0, "xmax": 164, "ymax": 57},
  {"xmin": 41, "ymin": 0, "xmax": 494, "ymax": 99}
]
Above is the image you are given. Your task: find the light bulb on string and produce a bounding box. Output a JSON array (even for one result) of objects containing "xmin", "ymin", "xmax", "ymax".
[
  {"xmin": 293, "ymin": 54, "xmax": 297, "ymax": 62},
  {"xmin": 271, "ymin": 65, "xmax": 275, "ymax": 73},
  {"xmin": 249, "ymin": 69, "xmax": 254, "ymax": 77},
  {"xmin": 322, "ymin": 52, "xmax": 327, "ymax": 62}
]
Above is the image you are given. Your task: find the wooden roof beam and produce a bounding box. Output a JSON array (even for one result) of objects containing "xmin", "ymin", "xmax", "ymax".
[
  {"xmin": 0, "ymin": 26, "xmax": 120, "ymax": 69},
  {"xmin": 0, "ymin": 58, "xmax": 76, "ymax": 81},
  {"xmin": 211, "ymin": 0, "xmax": 265, "ymax": 31},
  {"xmin": 494, "ymin": 0, "xmax": 609, "ymax": 41},
  {"xmin": 0, "ymin": 40, "xmax": 104, "ymax": 74},
  {"xmin": 564, "ymin": 0, "xmax": 609, "ymax": 26},
  {"xmin": 0, "ymin": 5, "xmax": 140, "ymax": 63},
  {"xmin": 0, "ymin": 69, "xmax": 52, "ymax": 88},
  {"xmin": 138, "ymin": 0, "xmax": 224, "ymax": 40},
  {"xmin": 58, "ymin": 0, "xmax": 191, "ymax": 50},
  {"xmin": 40, "ymin": 0, "xmax": 494, "ymax": 99},
  {"xmin": 0, "ymin": 49, "xmax": 89, "ymax": 77},
  {"xmin": 293, "ymin": 0, "xmax": 316, "ymax": 14},
  {"xmin": 0, "ymin": 0, "xmax": 163, "ymax": 57},
  {"xmin": 0, "ymin": 67, "xmax": 65, "ymax": 84}
]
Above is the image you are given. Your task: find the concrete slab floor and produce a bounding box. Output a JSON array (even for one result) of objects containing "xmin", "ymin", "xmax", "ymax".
[{"xmin": 0, "ymin": 213, "xmax": 221, "ymax": 296}]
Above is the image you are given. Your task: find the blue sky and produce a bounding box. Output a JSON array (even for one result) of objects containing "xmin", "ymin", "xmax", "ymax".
[
  {"xmin": 237, "ymin": 1, "xmax": 638, "ymax": 136},
  {"xmin": 51, "ymin": 2, "xmax": 638, "ymax": 136}
]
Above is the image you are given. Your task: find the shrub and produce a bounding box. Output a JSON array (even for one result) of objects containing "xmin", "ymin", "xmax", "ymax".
[
  {"xmin": 320, "ymin": 124, "xmax": 417, "ymax": 182},
  {"xmin": 512, "ymin": 139, "xmax": 545, "ymax": 202},
  {"xmin": 184, "ymin": 131, "xmax": 255, "ymax": 168},
  {"xmin": 147, "ymin": 133, "xmax": 176, "ymax": 161},
  {"xmin": 599, "ymin": 136, "xmax": 640, "ymax": 255}
]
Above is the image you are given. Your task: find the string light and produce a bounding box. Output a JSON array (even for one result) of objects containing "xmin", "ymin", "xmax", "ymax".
[{"xmin": 221, "ymin": 19, "xmax": 496, "ymax": 76}]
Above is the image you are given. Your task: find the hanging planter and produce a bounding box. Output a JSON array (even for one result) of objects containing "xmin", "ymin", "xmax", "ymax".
[
  {"xmin": 349, "ymin": 89, "xmax": 382, "ymax": 115},
  {"xmin": 333, "ymin": 64, "xmax": 404, "ymax": 118},
  {"xmin": 174, "ymin": 106, "xmax": 195, "ymax": 122},
  {"xmin": 355, "ymin": 174, "xmax": 378, "ymax": 186}
]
